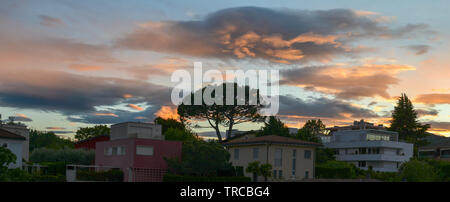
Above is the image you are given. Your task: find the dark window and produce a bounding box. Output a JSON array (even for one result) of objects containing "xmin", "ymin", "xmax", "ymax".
[
  {"xmin": 358, "ymin": 161, "xmax": 366, "ymax": 167},
  {"xmin": 304, "ymin": 150, "xmax": 311, "ymax": 159},
  {"xmin": 253, "ymin": 148, "xmax": 259, "ymax": 159},
  {"xmin": 278, "ymin": 170, "xmax": 283, "ymax": 178},
  {"xmin": 305, "ymin": 171, "xmax": 309, "ymax": 179},
  {"xmin": 234, "ymin": 149, "xmax": 240, "ymax": 160}
]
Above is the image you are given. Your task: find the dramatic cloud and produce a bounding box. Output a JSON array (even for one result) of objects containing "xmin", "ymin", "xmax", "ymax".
[
  {"xmin": 415, "ymin": 94, "xmax": 450, "ymax": 104},
  {"xmin": 0, "ymin": 67, "xmax": 173, "ymax": 124},
  {"xmin": 46, "ymin": 127, "xmax": 66, "ymax": 130},
  {"xmin": 10, "ymin": 113, "xmax": 33, "ymax": 122},
  {"xmin": 280, "ymin": 64, "xmax": 415, "ymax": 99},
  {"xmin": 69, "ymin": 64, "xmax": 104, "ymax": 71},
  {"xmin": 154, "ymin": 106, "xmax": 179, "ymax": 120},
  {"xmin": 404, "ymin": 44, "xmax": 430, "ymax": 55},
  {"xmin": 39, "ymin": 15, "xmax": 64, "ymax": 27},
  {"xmin": 278, "ymin": 95, "xmax": 379, "ymax": 119},
  {"xmin": 416, "ymin": 108, "xmax": 439, "ymax": 117},
  {"xmin": 127, "ymin": 104, "xmax": 144, "ymax": 111},
  {"xmin": 118, "ymin": 7, "xmax": 429, "ymax": 63}
]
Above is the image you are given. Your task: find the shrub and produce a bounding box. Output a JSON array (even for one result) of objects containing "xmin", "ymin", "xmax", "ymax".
[
  {"xmin": 315, "ymin": 160, "xmax": 356, "ymax": 179},
  {"xmin": 30, "ymin": 148, "xmax": 94, "ymax": 165},
  {"xmin": 400, "ymin": 160, "xmax": 437, "ymax": 182},
  {"xmin": 425, "ymin": 159, "xmax": 450, "ymax": 181},
  {"xmin": 76, "ymin": 169, "xmax": 124, "ymax": 182},
  {"xmin": 39, "ymin": 162, "xmax": 67, "ymax": 176},
  {"xmin": 163, "ymin": 174, "xmax": 251, "ymax": 182},
  {"xmin": 32, "ymin": 174, "xmax": 66, "ymax": 182}
]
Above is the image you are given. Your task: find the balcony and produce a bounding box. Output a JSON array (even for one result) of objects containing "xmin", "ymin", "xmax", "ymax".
[{"xmin": 336, "ymin": 154, "xmax": 409, "ymax": 162}]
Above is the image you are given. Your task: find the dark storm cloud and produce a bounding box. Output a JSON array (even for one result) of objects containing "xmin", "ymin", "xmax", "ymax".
[
  {"xmin": 117, "ymin": 7, "xmax": 430, "ymax": 64},
  {"xmin": 0, "ymin": 68, "xmax": 173, "ymax": 124},
  {"xmin": 416, "ymin": 108, "xmax": 439, "ymax": 117},
  {"xmin": 278, "ymin": 95, "xmax": 379, "ymax": 118}
]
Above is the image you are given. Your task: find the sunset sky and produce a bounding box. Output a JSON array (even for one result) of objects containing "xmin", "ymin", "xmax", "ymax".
[{"xmin": 1, "ymin": 0, "xmax": 450, "ymax": 139}]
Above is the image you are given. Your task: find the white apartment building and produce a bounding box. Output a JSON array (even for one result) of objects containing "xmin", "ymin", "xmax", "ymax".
[{"xmin": 322, "ymin": 120, "xmax": 413, "ymax": 172}]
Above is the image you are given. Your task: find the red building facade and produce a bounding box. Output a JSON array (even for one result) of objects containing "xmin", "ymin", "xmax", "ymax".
[{"xmin": 74, "ymin": 135, "xmax": 110, "ymax": 150}]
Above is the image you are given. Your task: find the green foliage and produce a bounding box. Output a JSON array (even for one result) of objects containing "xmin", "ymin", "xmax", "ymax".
[
  {"xmin": 178, "ymin": 83, "xmax": 264, "ymax": 141},
  {"xmin": 163, "ymin": 174, "xmax": 251, "ymax": 182},
  {"xmin": 0, "ymin": 147, "xmax": 16, "ymax": 169},
  {"xmin": 370, "ymin": 171, "xmax": 401, "ymax": 182},
  {"xmin": 29, "ymin": 130, "xmax": 74, "ymax": 153},
  {"xmin": 164, "ymin": 128, "xmax": 198, "ymax": 142},
  {"xmin": 400, "ymin": 160, "xmax": 437, "ymax": 182},
  {"xmin": 75, "ymin": 125, "xmax": 110, "ymax": 141},
  {"xmin": 77, "ymin": 169, "xmax": 124, "ymax": 182},
  {"xmin": 30, "ymin": 148, "xmax": 95, "ymax": 165},
  {"xmin": 258, "ymin": 116, "xmax": 290, "ymax": 137},
  {"xmin": 39, "ymin": 161, "xmax": 67, "ymax": 176},
  {"xmin": 389, "ymin": 94, "xmax": 430, "ymax": 155},
  {"xmin": 166, "ymin": 140, "xmax": 233, "ymax": 176},
  {"xmin": 315, "ymin": 160, "xmax": 357, "ymax": 179},
  {"xmin": 32, "ymin": 174, "xmax": 66, "ymax": 182},
  {"xmin": 155, "ymin": 117, "xmax": 187, "ymax": 134},
  {"xmin": 315, "ymin": 148, "xmax": 335, "ymax": 164},
  {"xmin": 259, "ymin": 163, "xmax": 272, "ymax": 182},
  {"xmin": 296, "ymin": 119, "xmax": 326, "ymax": 143},
  {"xmin": 0, "ymin": 168, "xmax": 33, "ymax": 182},
  {"xmin": 246, "ymin": 161, "xmax": 261, "ymax": 182},
  {"xmin": 424, "ymin": 159, "xmax": 450, "ymax": 181}
]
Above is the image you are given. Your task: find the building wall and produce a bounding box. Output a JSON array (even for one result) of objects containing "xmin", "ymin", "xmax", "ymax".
[
  {"xmin": 228, "ymin": 144, "xmax": 315, "ymax": 181},
  {"xmin": 1, "ymin": 124, "xmax": 29, "ymax": 161},
  {"xmin": 75, "ymin": 135, "xmax": 110, "ymax": 150},
  {"xmin": 0, "ymin": 138, "xmax": 23, "ymax": 168},
  {"xmin": 95, "ymin": 138, "xmax": 182, "ymax": 181},
  {"xmin": 110, "ymin": 122, "xmax": 162, "ymax": 140}
]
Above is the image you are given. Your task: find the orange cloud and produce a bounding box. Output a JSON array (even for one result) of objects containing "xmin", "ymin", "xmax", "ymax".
[
  {"xmin": 128, "ymin": 104, "xmax": 144, "ymax": 111},
  {"xmin": 94, "ymin": 113, "xmax": 118, "ymax": 117},
  {"xmin": 123, "ymin": 94, "xmax": 134, "ymax": 99},
  {"xmin": 154, "ymin": 106, "xmax": 179, "ymax": 120},
  {"xmin": 415, "ymin": 94, "xmax": 450, "ymax": 104},
  {"xmin": 69, "ymin": 64, "xmax": 103, "ymax": 71}
]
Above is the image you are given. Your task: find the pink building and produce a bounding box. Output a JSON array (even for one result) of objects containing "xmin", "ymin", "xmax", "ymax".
[{"xmin": 95, "ymin": 122, "xmax": 182, "ymax": 182}]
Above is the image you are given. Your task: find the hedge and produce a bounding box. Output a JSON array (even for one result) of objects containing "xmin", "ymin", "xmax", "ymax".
[
  {"xmin": 76, "ymin": 169, "xmax": 124, "ymax": 182},
  {"xmin": 315, "ymin": 161, "xmax": 356, "ymax": 179},
  {"xmin": 32, "ymin": 174, "xmax": 66, "ymax": 182},
  {"xmin": 163, "ymin": 174, "xmax": 251, "ymax": 182},
  {"xmin": 39, "ymin": 162, "xmax": 67, "ymax": 176}
]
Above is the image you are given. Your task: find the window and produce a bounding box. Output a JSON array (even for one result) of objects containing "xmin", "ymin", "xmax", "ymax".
[
  {"xmin": 1, "ymin": 143, "xmax": 7, "ymax": 148},
  {"xmin": 305, "ymin": 171, "xmax": 309, "ymax": 179},
  {"xmin": 136, "ymin": 145, "xmax": 154, "ymax": 156},
  {"xmin": 234, "ymin": 148, "xmax": 240, "ymax": 160},
  {"xmin": 104, "ymin": 147, "xmax": 112, "ymax": 156},
  {"xmin": 273, "ymin": 170, "xmax": 277, "ymax": 178},
  {"xmin": 292, "ymin": 149, "xmax": 296, "ymax": 176},
  {"xmin": 278, "ymin": 170, "xmax": 283, "ymax": 178},
  {"xmin": 304, "ymin": 150, "xmax": 311, "ymax": 159},
  {"xmin": 112, "ymin": 147, "xmax": 118, "ymax": 155},
  {"xmin": 253, "ymin": 148, "xmax": 259, "ymax": 159},
  {"xmin": 275, "ymin": 149, "xmax": 282, "ymax": 167},
  {"xmin": 367, "ymin": 134, "xmax": 390, "ymax": 141},
  {"xmin": 358, "ymin": 161, "xmax": 366, "ymax": 167},
  {"xmin": 118, "ymin": 146, "xmax": 126, "ymax": 155}
]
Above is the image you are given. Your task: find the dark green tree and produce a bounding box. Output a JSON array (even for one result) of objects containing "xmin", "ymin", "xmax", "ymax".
[
  {"xmin": 164, "ymin": 128, "xmax": 199, "ymax": 142},
  {"xmin": 166, "ymin": 140, "xmax": 233, "ymax": 176},
  {"xmin": 260, "ymin": 163, "xmax": 272, "ymax": 182},
  {"xmin": 400, "ymin": 160, "xmax": 437, "ymax": 182},
  {"xmin": 246, "ymin": 161, "xmax": 261, "ymax": 182},
  {"xmin": 296, "ymin": 119, "xmax": 327, "ymax": 143},
  {"xmin": 258, "ymin": 116, "xmax": 290, "ymax": 137},
  {"xmin": 154, "ymin": 116, "xmax": 187, "ymax": 135},
  {"xmin": 389, "ymin": 94, "xmax": 430, "ymax": 155},
  {"xmin": 178, "ymin": 83, "xmax": 264, "ymax": 141},
  {"xmin": 0, "ymin": 147, "xmax": 16, "ymax": 170},
  {"xmin": 29, "ymin": 130, "xmax": 74, "ymax": 152},
  {"xmin": 75, "ymin": 125, "xmax": 110, "ymax": 141}
]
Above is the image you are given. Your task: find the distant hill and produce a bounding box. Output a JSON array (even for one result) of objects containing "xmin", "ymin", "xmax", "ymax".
[{"xmin": 424, "ymin": 133, "xmax": 450, "ymax": 145}]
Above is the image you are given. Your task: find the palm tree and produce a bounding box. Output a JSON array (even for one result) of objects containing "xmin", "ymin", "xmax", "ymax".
[{"xmin": 246, "ymin": 161, "xmax": 261, "ymax": 182}]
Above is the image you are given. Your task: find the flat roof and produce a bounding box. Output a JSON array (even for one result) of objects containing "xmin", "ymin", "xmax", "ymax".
[{"xmin": 222, "ymin": 135, "xmax": 322, "ymax": 147}]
